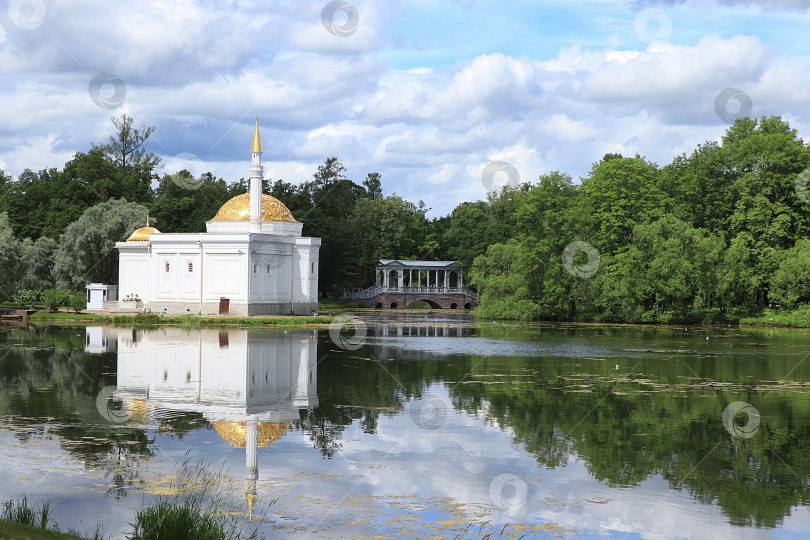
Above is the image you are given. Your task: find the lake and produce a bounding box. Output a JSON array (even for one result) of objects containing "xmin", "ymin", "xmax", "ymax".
[{"xmin": 1, "ymin": 312, "xmax": 810, "ymax": 539}]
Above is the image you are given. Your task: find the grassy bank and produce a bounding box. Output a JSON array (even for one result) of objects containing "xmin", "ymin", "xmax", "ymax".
[
  {"xmin": 739, "ymin": 306, "xmax": 810, "ymax": 328},
  {"xmin": 28, "ymin": 311, "xmax": 337, "ymax": 328},
  {"xmin": 316, "ymin": 297, "xmax": 363, "ymax": 312},
  {"xmin": 0, "ymin": 521, "xmax": 88, "ymax": 540},
  {"xmin": 0, "ymin": 497, "xmax": 94, "ymax": 540},
  {"xmin": 476, "ymin": 305, "xmax": 810, "ymax": 329}
]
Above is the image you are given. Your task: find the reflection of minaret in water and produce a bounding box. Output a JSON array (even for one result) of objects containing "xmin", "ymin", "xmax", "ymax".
[
  {"xmin": 111, "ymin": 327, "xmax": 318, "ymax": 521},
  {"xmin": 245, "ymin": 415, "xmax": 259, "ymax": 519}
]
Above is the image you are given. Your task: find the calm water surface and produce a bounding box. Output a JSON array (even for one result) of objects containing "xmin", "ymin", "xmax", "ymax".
[{"xmin": 2, "ymin": 313, "xmax": 810, "ymax": 539}]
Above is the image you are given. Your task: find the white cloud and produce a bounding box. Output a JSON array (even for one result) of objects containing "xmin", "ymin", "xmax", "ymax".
[{"xmin": 0, "ymin": 1, "xmax": 809, "ymax": 218}]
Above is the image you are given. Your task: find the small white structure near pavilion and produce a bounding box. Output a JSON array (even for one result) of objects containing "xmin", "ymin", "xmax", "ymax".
[
  {"xmin": 115, "ymin": 119, "xmax": 320, "ymax": 316},
  {"xmin": 85, "ymin": 283, "xmax": 117, "ymax": 311}
]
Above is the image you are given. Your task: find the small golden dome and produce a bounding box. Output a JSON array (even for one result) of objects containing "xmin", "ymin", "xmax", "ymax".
[
  {"xmin": 127, "ymin": 216, "xmax": 161, "ymax": 241},
  {"xmin": 209, "ymin": 193, "xmax": 299, "ymax": 223},
  {"xmin": 127, "ymin": 226, "xmax": 160, "ymax": 241},
  {"xmin": 211, "ymin": 421, "xmax": 291, "ymax": 448}
]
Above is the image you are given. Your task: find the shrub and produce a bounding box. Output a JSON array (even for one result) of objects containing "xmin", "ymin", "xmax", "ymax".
[
  {"xmin": 41, "ymin": 288, "xmax": 72, "ymax": 312},
  {"xmin": 69, "ymin": 292, "xmax": 87, "ymax": 313},
  {"xmin": 11, "ymin": 289, "xmax": 39, "ymax": 307}
]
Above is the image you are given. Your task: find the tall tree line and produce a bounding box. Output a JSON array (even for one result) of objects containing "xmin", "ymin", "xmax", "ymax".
[{"xmin": 3, "ymin": 114, "xmax": 810, "ymax": 320}]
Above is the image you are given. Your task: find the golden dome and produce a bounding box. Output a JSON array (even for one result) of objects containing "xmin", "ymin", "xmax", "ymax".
[
  {"xmin": 211, "ymin": 421, "xmax": 291, "ymax": 448},
  {"xmin": 127, "ymin": 216, "xmax": 161, "ymax": 241},
  {"xmin": 209, "ymin": 193, "xmax": 299, "ymax": 223}
]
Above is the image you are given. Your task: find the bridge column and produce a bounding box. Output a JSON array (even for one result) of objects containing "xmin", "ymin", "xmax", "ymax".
[{"xmin": 398, "ymin": 270, "xmax": 404, "ymax": 287}]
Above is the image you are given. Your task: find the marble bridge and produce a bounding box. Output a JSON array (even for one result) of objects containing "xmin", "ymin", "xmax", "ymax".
[{"xmin": 345, "ymin": 259, "xmax": 478, "ymax": 309}]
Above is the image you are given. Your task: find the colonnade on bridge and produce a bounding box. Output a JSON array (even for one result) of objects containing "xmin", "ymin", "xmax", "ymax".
[{"xmin": 375, "ymin": 259, "xmax": 463, "ymax": 291}]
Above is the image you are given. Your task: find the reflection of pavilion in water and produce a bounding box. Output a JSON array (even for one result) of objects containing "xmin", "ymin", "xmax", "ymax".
[
  {"xmin": 374, "ymin": 321, "xmax": 465, "ymax": 338},
  {"xmin": 102, "ymin": 327, "xmax": 318, "ymax": 516}
]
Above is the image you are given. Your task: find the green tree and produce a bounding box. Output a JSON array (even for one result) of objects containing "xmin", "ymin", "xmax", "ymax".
[
  {"xmin": 92, "ymin": 114, "xmax": 159, "ymax": 170},
  {"xmin": 362, "ymin": 172, "xmax": 383, "ymax": 199},
  {"xmin": 150, "ymin": 172, "xmax": 231, "ymax": 232},
  {"xmin": 578, "ymin": 154, "xmax": 664, "ymax": 254},
  {"xmin": 0, "ymin": 212, "xmax": 22, "ymax": 301},
  {"xmin": 347, "ymin": 195, "xmax": 427, "ymax": 286},
  {"xmin": 469, "ymin": 241, "xmax": 538, "ymax": 320},
  {"xmin": 770, "ymin": 239, "xmax": 810, "ymax": 308},
  {"xmin": 90, "ymin": 114, "xmax": 159, "ymax": 203},
  {"xmin": 52, "ymin": 199, "xmax": 148, "ymax": 289},
  {"xmin": 19, "ymin": 235, "xmax": 57, "ymax": 290}
]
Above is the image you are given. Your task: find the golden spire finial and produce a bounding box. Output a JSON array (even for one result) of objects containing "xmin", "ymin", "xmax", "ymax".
[
  {"xmin": 251, "ymin": 116, "xmax": 262, "ymax": 154},
  {"xmin": 146, "ymin": 214, "xmax": 149, "ymax": 227}
]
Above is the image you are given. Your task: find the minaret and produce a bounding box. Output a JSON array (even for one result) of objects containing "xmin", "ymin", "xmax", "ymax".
[{"xmin": 249, "ymin": 117, "xmax": 264, "ymax": 233}]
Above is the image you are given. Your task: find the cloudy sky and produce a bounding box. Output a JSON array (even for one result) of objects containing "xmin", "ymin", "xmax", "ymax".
[{"xmin": 1, "ymin": 0, "xmax": 809, "ymax": 217}]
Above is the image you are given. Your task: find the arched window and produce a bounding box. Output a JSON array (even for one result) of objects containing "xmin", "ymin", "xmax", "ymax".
[
  {"xmin": 165, "ymin": 262, "xmax": 170, "ymax": 273},
  {"xmin": 253, "ymin": 264, "xmax": 257, "ymax": 273},
  {"xmin": 267, "ymin": 264, "xmax": 271, "ymax": 273},
  {"xmin": 188, "ymin": 262, "xmax": 193, "ymax": 273}
]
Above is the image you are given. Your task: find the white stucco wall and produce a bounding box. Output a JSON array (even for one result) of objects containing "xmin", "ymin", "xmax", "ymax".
[{"xmin": 117, "ymin": 228, "xmax": 320, "ymax": 314}]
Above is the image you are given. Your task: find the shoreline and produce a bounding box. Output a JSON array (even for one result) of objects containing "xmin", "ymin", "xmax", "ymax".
[{"xmin": 21, "ymin": 310, "xmax": 339, "ymax": 328}]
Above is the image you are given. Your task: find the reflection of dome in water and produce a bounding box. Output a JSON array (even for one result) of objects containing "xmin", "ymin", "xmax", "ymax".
[
  {"xmin": 211, "ymin": 421, "xmax": 291, "ymax": 448},
  {"xmin": 209, "ymin": 193, "xmax": 299, "ymax": 223}
]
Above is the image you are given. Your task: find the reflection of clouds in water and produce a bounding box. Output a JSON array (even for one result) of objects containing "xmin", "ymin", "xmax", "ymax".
[
  {"xmin": 262, "ymin": 383, "xmax": 795, "ymax": 539},
  {"xmin": 370, "ymin": 335, "xmax": 621, "ymax": 359},
  {"xmin": 2, "ymin": 381, "xmax": 808, "ymax": 538}
]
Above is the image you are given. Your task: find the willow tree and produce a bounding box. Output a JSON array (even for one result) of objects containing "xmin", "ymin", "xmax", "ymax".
[{"xmin": 53, "ymin": 198, "xmax": 148, "ymax": 289}]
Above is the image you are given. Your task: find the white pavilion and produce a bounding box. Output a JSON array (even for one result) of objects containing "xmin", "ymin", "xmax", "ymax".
[{"xmin": 115, "ymin": 119, "xmax": 320, "ymax": 316}]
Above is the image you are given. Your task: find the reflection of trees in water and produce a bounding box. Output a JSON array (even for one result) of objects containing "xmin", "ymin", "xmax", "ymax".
[
  {"xmin": 304, "ymin": 339, "xmax": 810, "ymax": 528},
  {"xmin": 0, "ymin": 327, "xmax": 157, "ymax": 498}
]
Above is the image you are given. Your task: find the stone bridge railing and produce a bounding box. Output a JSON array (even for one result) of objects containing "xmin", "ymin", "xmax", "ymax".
[{"xmin": 345, "ymin": 285, "xmax": 478, "ymax": 301}]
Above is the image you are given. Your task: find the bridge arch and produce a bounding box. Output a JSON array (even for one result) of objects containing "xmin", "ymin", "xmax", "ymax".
[{"xmin": 408, "ymin": 299, "xmax": 441, "ymax": 309}]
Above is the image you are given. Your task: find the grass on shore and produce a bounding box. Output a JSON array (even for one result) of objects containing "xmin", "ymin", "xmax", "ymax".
[
  {"xmin": 316, "ymin": 297, "xmax": 364, "ymax": 311},
  {"xmin": 739, "ymin": 306, "xmax": 810, "ymax": 328},
  {"xmin": 27, "ymin": 311, "xmax": 337, "ymax": 327},
  {"xmin": 0, "ymin": 496, "xmax": 97, "ymax": 540},
  {"xmin": 0, "ymin": 521, "xmax": 89, "ymax": 540}
]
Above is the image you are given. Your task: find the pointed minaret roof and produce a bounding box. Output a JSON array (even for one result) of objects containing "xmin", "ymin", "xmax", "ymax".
[{"xmin": 251, "ymin": 116, "xmax": 262, "ymax": 154}]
